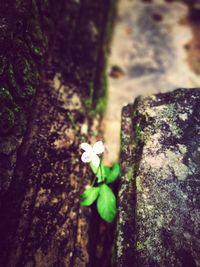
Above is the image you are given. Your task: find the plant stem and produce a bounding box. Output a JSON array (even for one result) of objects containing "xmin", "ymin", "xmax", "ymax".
[
  {"xmin": 91, "ymin": 175, "xmax": 97, "ymax": 186},
  {"xmin": 91, "ymin": 158, "xmax": 102, "ymax": 186},
  {"xmin": 99, "ymin": 158, "xmax": 105, "ymax": 182}
]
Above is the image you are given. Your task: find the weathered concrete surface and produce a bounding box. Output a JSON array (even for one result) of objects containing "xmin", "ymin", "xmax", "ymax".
[
  {"xmin": 116, "ymin": 88, "xmax": 200, "ymax": 267},
  {"xmin": 103, "ymin": 0, "xmax": 200, "ymax": 162},
  {"xmin": 0, "ymin": 1, "xmax": 116, "ymax": 266}
]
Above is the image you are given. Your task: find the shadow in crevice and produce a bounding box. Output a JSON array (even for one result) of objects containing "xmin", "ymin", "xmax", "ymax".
[
  {"xmin": 87, "ymin": 189, "xmax": 117, "ymax": 267},
  {"xmin": 178, "ymin": 250, "xmax": 197, "ymax": 267},
  {"xmin": 161, "ymin": 228, "xmax": 197, "ymax": 267}
]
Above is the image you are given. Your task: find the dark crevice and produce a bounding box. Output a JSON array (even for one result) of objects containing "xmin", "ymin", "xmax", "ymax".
[{"xmin": 87, "ymin": 183, "xmax": 118, "ymax": 267}]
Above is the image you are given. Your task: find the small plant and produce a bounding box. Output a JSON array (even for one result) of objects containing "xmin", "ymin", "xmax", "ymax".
[{"xmin": 80, "ymin": 141, "xmax": 120, "ymax": 223}]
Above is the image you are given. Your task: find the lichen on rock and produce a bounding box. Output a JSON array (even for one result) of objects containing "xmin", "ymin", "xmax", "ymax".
[{"xmin": 116, "ymin": 88, "xmax": 200, "ymax": 267}]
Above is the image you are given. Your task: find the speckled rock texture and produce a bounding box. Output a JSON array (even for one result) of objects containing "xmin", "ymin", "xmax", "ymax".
[
  {"xmin": 0, "ymin": 0, "xmax": 45, "ymax": 201},
  {"xmin": 116, "ymin": 88, "xmax": 200, "ymax": 267},
  {"xmin": 0, "ymin": 1, "xmax": 116, "ymax": 266}
]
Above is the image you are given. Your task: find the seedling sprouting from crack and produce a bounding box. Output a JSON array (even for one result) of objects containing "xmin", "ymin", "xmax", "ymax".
[{"xmin": 80, "ymin": 141, "xmax": 120, "ymax": 223}]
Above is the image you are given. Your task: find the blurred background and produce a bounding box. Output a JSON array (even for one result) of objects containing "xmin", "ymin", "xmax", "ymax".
[{"xmin": 104, "ymin": 0, "xmax": 200, "ymax": 162}]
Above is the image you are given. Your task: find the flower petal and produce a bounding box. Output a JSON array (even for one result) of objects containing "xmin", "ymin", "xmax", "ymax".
[
  {"xmin": 81, "ymin": 152, "xmax": 92, "ymax": 163},
  {"xmin": 93, "ymin": 141, "xmax": 104, "ymax": 155},
  {"xmin": 80, "ymin": 142, "xmax": 93, "ymax": 152},
  {"xmin": 92, "ymin": 153, "xmax": 100, "ymax": 167}
]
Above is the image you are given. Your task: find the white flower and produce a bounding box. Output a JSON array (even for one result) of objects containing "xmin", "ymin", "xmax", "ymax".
[{"xmin": 80, "ymin": 141, "xmax": 104, "ymax": 167}]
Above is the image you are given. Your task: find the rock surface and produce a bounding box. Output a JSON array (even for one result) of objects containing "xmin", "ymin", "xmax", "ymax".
[
  {"xmin": 116, "ymin": 88, "xmax": 200, "ymax": 267},
  {"xmin": 0, "ymin": 1, "xmax": 116, "ymax": 266}
]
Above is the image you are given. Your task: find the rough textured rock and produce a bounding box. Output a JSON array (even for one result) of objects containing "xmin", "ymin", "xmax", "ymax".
[
  {"xmin": 0, "ymin": 1, "xmax": 116, "ymax": 266},
  {"xmin": 0, "ymin": 0, "xmax": 45, "ymax": 201},
  {"xmin": 116, "ymin": 88, "xmax": 200, "ymax": 267}
]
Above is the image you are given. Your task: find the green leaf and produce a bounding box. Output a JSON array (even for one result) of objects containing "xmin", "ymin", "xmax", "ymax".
[
  {"xmin": 80, "ymin": 186, "xmax": 100, "ymax": 206},
  {"xmin": 105, "ymin": 163, "xmax": 120, "ymax": 184},
  {"xmin": 97, "ymin": 184, "xmax": 117, "ymax": 223},
  {"xmin": 90, "ymin": 161, "xmax": 106, "ymax": 182},
  {"xmin": 104, "ymin": 165, "xmax": 111, "ymax": 177}
]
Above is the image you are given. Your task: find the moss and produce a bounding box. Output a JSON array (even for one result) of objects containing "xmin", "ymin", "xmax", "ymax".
[
  {"xmin": 125, "ymin": 167, "xmax": 134, "ymax": 182},
  {"xmin": 84, "ymin": 81, "xmax": 94, "ymax": 110},
  {"xmin": 134, "ymin": 120, "xmax": 153, "ymax": 145},
  {"xmin": 93, "ymin": 72, "xmax": 108, "ymax": 115},
  {"xmin": 136, "ymin": 240, "xmax": 148, "ymax": 251},
  {"xmin": 135, "ymin": 123, "xmax": 142, "ymax": 139},
  {"xmin": 89, "ymin": 0, "xmax": 116, "ymax": 117},
  {"xmin": 86, "ymin": 72, "xmax": 108, "ymax": 116},
  {"xmin": 0, "ymin": 0, "xmax": 49, "ymax": 157},
  {"xmin": 139, "ymin": 125, "xmax": 154, "ymax": 145},
  {"xmin": 94, "ymin": 94, "xmax": 107, "ymax": 115},
  {"xmin": 136, "ymin": 176, "xmax": 142, "ymax": 192}
]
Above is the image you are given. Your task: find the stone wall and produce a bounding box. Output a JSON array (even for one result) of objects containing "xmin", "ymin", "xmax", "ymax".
[
  {"xmin": 0, "ymin": 1, "xmax": 116, "ymax": 266},
  {"xmin": 116, "ymin": 88, "xmax": 200, "ymax": 267}
]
